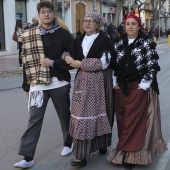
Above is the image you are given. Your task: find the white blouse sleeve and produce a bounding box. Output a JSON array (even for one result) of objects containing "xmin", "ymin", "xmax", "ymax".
[
  {"xmin": 138, "ymin": 79, "xmax": 152, "ymax": 90},
  {"xmin": 112, "ymin": 71, "xmax": 117, "ymax": 88},
  {"xmin": 100, "ymin": 52, "xmax": 111, "ymax": 70}
]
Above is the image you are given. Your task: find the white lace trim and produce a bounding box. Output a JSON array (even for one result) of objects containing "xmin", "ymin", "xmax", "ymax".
[{"xmin": 71, "ymin": 113, "xmax": 107, "ymax": 120}]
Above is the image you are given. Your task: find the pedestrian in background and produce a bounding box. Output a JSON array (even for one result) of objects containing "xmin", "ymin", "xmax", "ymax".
[
  {"xmin": 14, "ymin": 1, "xmax": 73, "ymax": 169},
  {"xmin": 15, "ymin": 19, "xmax": 23, "ymax": 68},
  {"xmin": 104, "ymin": 22, "xmax": 108, "ymax": 34},
  {"xmin": 107, "ymin": 14, "xmax": 167, "ymax": 170},
  {"xmin": 63, "ymin": 11, "xmax": 114, "ymax": 168},
  {"xmin": 107, "ymin": 22, "xmax": 117, "ymax": 44},
  {"xmin": 30, "ymin": 17, "xmax": 39, "ymax": 28},
  {"xmin": 28, "ymin": 23, "xmax": 31, "ymax": 28},
  {"xmin": 22, "ymin": 22, "xmax": 30, "ymax": 30},
  {"xmin": 154, "ymin": 26, "xmax": 159, "ymax": 40},
  {"xmin": 117, "ymin": 22, "xmax": 125, "ymax": 37}
]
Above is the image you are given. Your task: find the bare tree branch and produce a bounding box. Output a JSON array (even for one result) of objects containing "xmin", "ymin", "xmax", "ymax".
[{"xmin": 134, "ymin": 0, "xmax": 166, "ymax": 26}]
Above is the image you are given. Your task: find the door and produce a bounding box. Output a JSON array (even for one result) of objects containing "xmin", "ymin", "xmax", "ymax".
[{"xmin": 76, "ymin": 3, "xmax": 85, "ymax": 34}]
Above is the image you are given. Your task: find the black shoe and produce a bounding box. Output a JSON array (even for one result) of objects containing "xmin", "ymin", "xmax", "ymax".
[
  {"xmin": 71, "ymin": 159, "xmax": 87, "ymax": 167},
  {"xmin": 99, "ymin": 148, "xmax": 107, "ymax": 154},
  {"xmin": 124, "ymin": 163, "xmax": 135, "ymax": 170},
  {"xmin": 19, "ymin": 64, "xmax": 23, "ymax": 68}
]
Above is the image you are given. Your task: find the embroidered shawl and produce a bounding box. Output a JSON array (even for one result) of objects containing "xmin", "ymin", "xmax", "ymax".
[{"xmin": 113, "ymin": 30, "xmax": 160, "ymax": 95}]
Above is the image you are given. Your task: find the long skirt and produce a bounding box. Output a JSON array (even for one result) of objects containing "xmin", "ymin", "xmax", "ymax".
[
  {"xmin": 107, "ymin": 88, "xmax": 167, "ymax": 165},
  {"xmin": 72, "ymin": 69, "xmax": 114, "ymax": 160}
]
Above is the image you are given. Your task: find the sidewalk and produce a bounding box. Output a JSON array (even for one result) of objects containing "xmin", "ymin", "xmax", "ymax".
[
  {"xmin": 0, "ymin": 54, "xmax": 22, "ymax": 72},
  {"xmin": 0, "ymin": 38, "xmax": 168, "ymax": 72}
]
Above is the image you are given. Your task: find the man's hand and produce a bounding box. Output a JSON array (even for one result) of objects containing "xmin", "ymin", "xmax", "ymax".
[
  {"xmin": 40, "ymin": 58, "xmax": 52, "ymax": 67},
  {"xmin": 65, "ymin": 56, "xmax": 74, "ymax": 64}
]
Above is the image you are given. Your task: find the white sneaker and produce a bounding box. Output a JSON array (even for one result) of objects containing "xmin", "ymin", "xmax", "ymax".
[
  {"xmin": 14, "ymin": 160, "xmax": 34, "ymax": 168},
  {"xmin": 61, "ymin": 144, "xmax": 73, "ymax": 156}
]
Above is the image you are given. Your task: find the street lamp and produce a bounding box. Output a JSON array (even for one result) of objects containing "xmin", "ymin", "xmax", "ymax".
[{"xmin": 151, "ymin": 0, "xmax": 154, "ymax": 41}]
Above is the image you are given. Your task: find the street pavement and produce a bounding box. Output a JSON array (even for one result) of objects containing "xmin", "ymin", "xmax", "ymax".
[{"xmin": 0, "ymin": 37, "xmax": 169, "ymax": 170}]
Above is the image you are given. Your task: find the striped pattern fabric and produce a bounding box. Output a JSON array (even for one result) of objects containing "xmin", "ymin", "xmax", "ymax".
[
  {"xmin": 107, "ymin": 87, "xmax": 167, "ymax": 165},
  {"xmin": 102, "ymin": 68, "xmax": 114, "ymax": 128},
  {"xmin": 21, "ymin": 27, "xmax": 51, "ymax": 86},
  {"xmin": 73, "ymin": 134, "xmax": 112, "ymax": 160},
  {"xmin": 115, "ymin": 82, "xmax": 148, "ymax": 151}
]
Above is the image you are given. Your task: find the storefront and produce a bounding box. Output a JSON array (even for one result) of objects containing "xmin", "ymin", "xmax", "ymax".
[
  {"xmin": 102, "ymin": 2, "xmax": 116, "ymax": 24},
  {"xmin": 15, "ymin": 0, "xmax": 27, "ymax": 21},
  {"xmin": 0, "ymin": 0, "xmax": 5, "ymax": 51},
  {"xmin": 0, "ymin": 0, "xmax": 40, "ymax": 56}
]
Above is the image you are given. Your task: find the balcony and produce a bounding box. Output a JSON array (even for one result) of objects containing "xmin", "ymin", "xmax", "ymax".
[{"xmin": 102, "ymin": 0, "xmax": 116, "ymax": 6}]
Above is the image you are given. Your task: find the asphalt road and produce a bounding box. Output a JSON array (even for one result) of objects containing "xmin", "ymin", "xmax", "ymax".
[{"xmin": 0, "ymin": 44, "xmax": 170, "ymax": 170}]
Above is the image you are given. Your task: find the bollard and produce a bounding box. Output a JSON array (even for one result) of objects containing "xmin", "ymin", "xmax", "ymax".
[
  {"xmin": 168, "ymin": 35, "xmax": 170, "ymax": 46},
  {"xmin": 154, "ymin": 37, "xmax": 157, "ymax": 42}
]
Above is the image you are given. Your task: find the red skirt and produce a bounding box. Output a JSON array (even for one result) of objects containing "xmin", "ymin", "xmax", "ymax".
[{"xmin": 115, "ymin": 82, "xmax": 148, "ymax": 151}]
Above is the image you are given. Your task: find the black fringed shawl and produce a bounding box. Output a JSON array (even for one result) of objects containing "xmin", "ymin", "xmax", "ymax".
[{"xmin": 113, "ymin": 30, "xmax": 160, "ymax": 95}]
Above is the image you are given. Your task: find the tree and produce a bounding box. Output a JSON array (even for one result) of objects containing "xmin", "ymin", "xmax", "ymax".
[
  {"xmin": 134, "ymin": 0, "xmax": 166, "ymax": 27},
  {"xmin": 113, "ymin": 0, "xmax": 126, "ymax": 26},
  {"xmin": 161, "ymin": 7, "xmax": 170, "ymax": 30}
]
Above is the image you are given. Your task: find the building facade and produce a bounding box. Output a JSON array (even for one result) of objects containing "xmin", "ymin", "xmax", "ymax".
[
  {"xmin": 0, "ymin": 0, "xmax": 40, "ymax": 56},
  {"xmin": 66, "ymin": 0, "xmax": 101, "ymax": 34},
  {"xmin": 0, "ymin": 0, "xmax": 102, "ymax": 55}
]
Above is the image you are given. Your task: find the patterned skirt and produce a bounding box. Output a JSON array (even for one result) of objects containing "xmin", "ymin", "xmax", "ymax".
[
  {"xmin": 74, "ymin": 134, "xmax": 112, "ymax": 160},
  {"xmin": 71, "ymin": 68, "xmax": 114, "ymax": 160}
]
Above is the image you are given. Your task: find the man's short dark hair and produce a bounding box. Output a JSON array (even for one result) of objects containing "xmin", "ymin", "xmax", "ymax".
[{"xmin": 37, "ymin": 1, "xmax": 54, "ymax": 13}]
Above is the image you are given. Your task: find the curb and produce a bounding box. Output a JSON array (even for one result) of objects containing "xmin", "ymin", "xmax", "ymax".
[
  {"xmin": 156, "ymin": 40, "xmax": 168, "ymax": 45},
  {"xmin": 0, "ymin": 70, "xmax": 22, "ymax": 75}
]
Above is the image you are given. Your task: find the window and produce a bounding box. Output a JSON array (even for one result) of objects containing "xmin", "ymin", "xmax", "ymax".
[{"xmin": 15, "ymin": 0, "xmax": 27, "ymax": 21}]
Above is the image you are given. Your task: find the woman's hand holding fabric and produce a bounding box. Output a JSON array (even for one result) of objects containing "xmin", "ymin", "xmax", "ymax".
[
  {"xmin": 70, "ymin": 60, "xmax": 81, "ymax": 69},
  {"xmin": 115, "ymin": 85, "xmax": 120, "ymax": 89},
  {"xmin": 65, "ymin": 55, "xmax": 74, "ymax": 64}
]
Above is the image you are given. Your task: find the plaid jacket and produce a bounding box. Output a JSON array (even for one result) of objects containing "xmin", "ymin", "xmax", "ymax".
[{"xmin": 21, "ymin": 27, "xmax": 51, "ymax": 86}]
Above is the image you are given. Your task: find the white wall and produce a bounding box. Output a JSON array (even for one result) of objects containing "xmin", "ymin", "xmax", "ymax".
[
  {"xmin": 26, "ymin": 0, "xmax": 40, "ymax": 24},
  {"xmin": 0, "ymin": 0, "xmax": 40, "ymax": 56},
  {"xmin": 64, "ymin": 7, "xmax": 72, "ymax": 33},
  {"xmin": 2, "ymin": 0, "xmax": 17, "ymax": 55}
]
